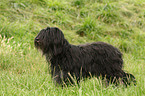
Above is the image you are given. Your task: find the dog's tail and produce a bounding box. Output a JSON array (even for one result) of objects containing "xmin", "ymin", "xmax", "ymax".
[{"xmin": 122, "ymin": 72, "xmax": 136, "ymax": 86}]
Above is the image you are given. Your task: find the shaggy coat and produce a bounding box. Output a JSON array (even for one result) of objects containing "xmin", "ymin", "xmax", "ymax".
[{"xmin": 34, "ymin": 27, "xmax": 136, "ymax": 86}]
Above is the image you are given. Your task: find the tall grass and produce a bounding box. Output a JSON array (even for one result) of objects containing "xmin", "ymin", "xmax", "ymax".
[{"xmin": 0, "ymin": 0, "xmax": 145, "ymax": 95}]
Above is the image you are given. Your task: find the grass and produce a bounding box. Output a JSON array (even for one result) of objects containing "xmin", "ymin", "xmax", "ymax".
[{"xmin": 0, "ymin": 0, "xmax": 145, "ymax": 95}]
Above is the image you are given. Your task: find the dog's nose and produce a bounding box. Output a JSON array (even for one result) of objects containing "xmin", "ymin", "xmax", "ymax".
[{"xmin": 35, "ymin": 38, "xmax": 39, "ymax": 42}]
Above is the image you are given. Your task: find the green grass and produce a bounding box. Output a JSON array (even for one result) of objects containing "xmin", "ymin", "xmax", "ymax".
[{"xmin": 0, "ymin": 0, "xmax": 145, "ymax": 95}]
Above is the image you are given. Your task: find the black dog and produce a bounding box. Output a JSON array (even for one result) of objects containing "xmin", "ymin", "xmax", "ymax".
[{"xmin": 34, "ymin": 27, "xmax": 136, "ymax": 86}]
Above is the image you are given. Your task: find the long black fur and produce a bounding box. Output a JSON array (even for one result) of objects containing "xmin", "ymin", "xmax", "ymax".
[{"xmin": 34, "ymin": 27, "xmax": 136, "ymax": 86}]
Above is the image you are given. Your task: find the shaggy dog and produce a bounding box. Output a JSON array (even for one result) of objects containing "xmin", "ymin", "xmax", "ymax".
[{"xmin": 34, "ymin": 27, "xmax": 136, "ymax": 86}]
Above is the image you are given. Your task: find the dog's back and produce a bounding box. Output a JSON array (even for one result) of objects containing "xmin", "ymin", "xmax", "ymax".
[{"xmin": 78, "ymin": 42, "xmax": 123, "ymax": 76}]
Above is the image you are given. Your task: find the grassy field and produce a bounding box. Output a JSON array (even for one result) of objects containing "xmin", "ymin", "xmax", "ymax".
[{"xmin": 0, "ymin": 0, "xmax": 145, "ymax": 95}]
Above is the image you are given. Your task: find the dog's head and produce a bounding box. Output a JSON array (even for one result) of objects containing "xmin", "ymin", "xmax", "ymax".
[{"xmin": 34, "ymin": 27, "xmax": 67, "ymax": 56}]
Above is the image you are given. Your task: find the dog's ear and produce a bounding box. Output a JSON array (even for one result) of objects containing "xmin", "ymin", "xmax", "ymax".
[
  {"xmin": 53, "ymin": 27, "xmax": 64, "ymax": 44},
  {"xmin": 50, "ymin": 27, "xmax": 65, "ymax": 56}
]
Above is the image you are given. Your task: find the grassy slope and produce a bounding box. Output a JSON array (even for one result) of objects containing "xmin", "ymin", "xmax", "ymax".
[{"xmin": 0, "ymin": 0, "xmax": 145, "ymax": 95}]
